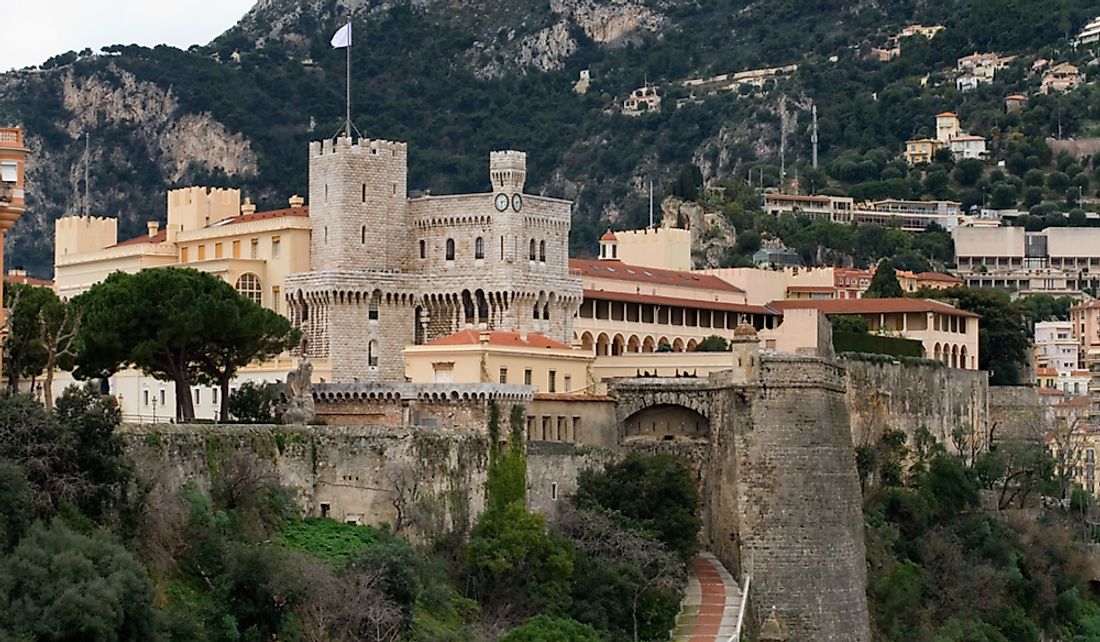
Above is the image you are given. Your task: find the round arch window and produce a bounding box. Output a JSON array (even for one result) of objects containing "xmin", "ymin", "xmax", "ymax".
[{"xmin": 235, "ymin": 273, "xmax": 262, "ymax": 305}]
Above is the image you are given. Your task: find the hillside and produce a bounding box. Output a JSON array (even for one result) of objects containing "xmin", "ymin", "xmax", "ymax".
[{"xmin": 0, "ymin": 0, "xmax": 1098, "ymax": 276}]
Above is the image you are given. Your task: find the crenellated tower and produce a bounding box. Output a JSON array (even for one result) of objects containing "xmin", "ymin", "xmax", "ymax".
[{"xmin": 308, "ymin": 137, "xmax": 409, "ymax": 272}]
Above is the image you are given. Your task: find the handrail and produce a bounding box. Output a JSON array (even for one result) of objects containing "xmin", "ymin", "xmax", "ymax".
[{"xmin": 729, "ymin": 572, "xmax": 750, "ymax": 642}]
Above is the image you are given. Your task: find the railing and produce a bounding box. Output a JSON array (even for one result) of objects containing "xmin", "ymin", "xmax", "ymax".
[{"xmin": 729, "ymin": 573, "xmax": 750, "ymax": 642}]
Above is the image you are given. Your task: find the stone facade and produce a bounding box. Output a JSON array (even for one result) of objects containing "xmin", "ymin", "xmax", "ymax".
[{"xmin": 284, "ymin": 139, "xmax": 582, "ymax": 383}]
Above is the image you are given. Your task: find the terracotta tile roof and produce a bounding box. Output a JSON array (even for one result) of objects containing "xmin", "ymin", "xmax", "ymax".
[
  {"xmin": 569, "ymin": 258, "xmax": 744, "ymax": 293},
  {"xmin": 112, "ymin": 228, "xmax": 167, "ymax": 247},
  {"xmin": 1035, "ymin": 367, "xmax": 1058, "ymax": 376},
  {"xmin": 786, "ymin": 285, "xmax": 836, "ymax": 292},
  {"xmin": 4, "ymin": 274, "xmax": 53, "ymax": 287},
  {"xmin": 1006, "ymin": 94, "xmax": 1027, "ymax": 100},
  {"xmin": 584, "ymin": 288, "xmax": 778, "ymax": 316},
  {"xmin": 936, "ymin": 111, "xmax": 958, "ymax": 117},
  {"xmin": 914, "ymin": 272, "xmax": 962, "ymax": 283},
  {"xmin": 425, "ymin": 329, "xmax": 572, "ymax": 350},
  {"xmin": 768, "ymin": 297, "xmax": 980, "ymax": 318},
  {"xmin": 219, "ymin": 206, "xmax": 309, "ymax": 225},
  {"xmin": 1038, "ymin": 388, "xmax": 1065, "ymax": 396},
  {"xmin": 600, "ymin": 230, "xmax": 617, "ymax": 241},
  {"xmin": 1071, "ymin": 300, "xmax": 1100, "ymax": 311},
  {"xmin": 1055, "ymin": 395, "xmax": 1091, "ymax": 409}
]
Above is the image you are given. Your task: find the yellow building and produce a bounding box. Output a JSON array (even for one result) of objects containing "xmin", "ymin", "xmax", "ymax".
[
  {"xmin": 404, "ymin": 329, "xmax": 593, "ymax": 394},
  {"xmin": 52, "ymin": 186, "xmax": 313, "ymax": 419},
  {"xmin": 904, "ymin": 138, "xmax": 940, "ymax": 166},
  {"xmin": 55, "ymin": 186, "xmax": 311, "ymax": 311}
]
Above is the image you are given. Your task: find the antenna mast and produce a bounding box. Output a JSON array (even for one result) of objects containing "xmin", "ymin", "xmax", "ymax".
[
  {"xmin": 344, "ymin": 15, "xmax": 352, "ymax": 140},
  {"xmin": 84, "ymin": 133, "xmax": 90, "ymax": 216},
  {"xmin": 811, "ymin": 103, "xmax": 819, "ymax": 169}
]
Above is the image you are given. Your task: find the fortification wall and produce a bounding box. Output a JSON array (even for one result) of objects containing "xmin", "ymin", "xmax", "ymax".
[
  {"xmin": 989, "ymin": 385, "xmax": 1049, "ymax": 441},
  {"xmin": 738, "ymin": 355, "xmax": 871, "ymax": 641},
  {"xmin": 844, "ymin": 358, "xmax": 988, "ymax": 451},
  {"xmin": 121, "ymin": 422, "xmax": 490, "ymax": 545}
]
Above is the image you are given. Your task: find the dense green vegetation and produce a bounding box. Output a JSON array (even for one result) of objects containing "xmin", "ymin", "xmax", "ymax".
[
  {"xmin": 863, "ymin": 428, "xmax": 1100, "ymax": 641},
  {"xmin": 0, "ymin": 388, "xmax": 701, "ymax": 641}
]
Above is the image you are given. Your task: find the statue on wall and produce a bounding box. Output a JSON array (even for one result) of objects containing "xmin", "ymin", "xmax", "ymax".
[{"xmin": 282, "ymin": 359, "xmax": 316, "ymax": 425}]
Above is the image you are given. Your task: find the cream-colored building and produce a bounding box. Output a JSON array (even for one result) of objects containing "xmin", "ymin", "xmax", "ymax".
[
  {"xmin": 904, "ymin": 138, "xmax": 939, "ymax": 166},
  {"xmin": 601, "ymin": 226, "xmax": 692, "ymax": 271},
  {"xmin": 770, "ymin": 298, "xmax": 980, "ymax": 369},
  {"xmin": 955, "ymin": 226, "xmax": 1100, "ymax": 295},
  {"xmin": 0, "ymin": 128, "xmax": 29, "ymax": 373},
  {"xmin": 55, "ymin": 186, "xmax": 311, "ymax": 310},
  {"xmin": 1041, "ymin": 63, "xmax": 1082, "ymax": 94},
  {"xmin": 404, "ymin": 329, "xmax": 593, "ymax": 394}
]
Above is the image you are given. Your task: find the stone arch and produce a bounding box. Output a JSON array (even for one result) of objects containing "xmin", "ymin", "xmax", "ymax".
[
  {"xmin": 642, "ymin": 336, "xmax": 656, "ymax": 353},
  {"xmin": 951, "ymin": 344, "xmax": 959, "ymax": 369},
  {"xmin": 235, "ymin": 273, "xmax": 262, "ymax": 305},
  {"xmin": 581, "ymin": 331, "xmax": 594, "ymax": 353},
  {"xmin": 612, "ymin": 334, "xmax": 625, "ymax": 356},
  {"xmin": 686, "ymin": 338, "xmax": 698, "ymax": 352},
  {"xmin": 627, "ymin": 335, "xmax": 641, "ymax": 353},
  {"xmin": 446, "ymin": 238, "xmax": 455, "ymax": 260},
  {"xmin": 672, "ymin": 338, "xmax": 685, "ymax": 352},
  {"xmin": 596, "ymin": 333, "xmax": 610, "ymax": 356},
  {"xmin": 960, "ymin": 345, "xmax": 968, "ymax": 369},
  {"xmin": 621, "ymin": 403, "xmax": 710, "ymax": 442},
  {"xmin": 934, "ymin": 343, "xmax": 942, "ymax": 362}
]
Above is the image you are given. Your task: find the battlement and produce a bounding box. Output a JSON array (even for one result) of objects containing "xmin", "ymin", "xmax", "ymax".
[
  {"xmin": 310, "ymin": 137, "xmax": 408, "ymax": 159},
  {"xmin": 167, "ymin": 186, "xmax": 240, "ymax": 232},
  {"xmin": 54, "ymin": 215, "xmax": 118, "ymax": 262},
  {"xmin": 490, "ymin": 150, "xmax": 527, "ymax": 192}
]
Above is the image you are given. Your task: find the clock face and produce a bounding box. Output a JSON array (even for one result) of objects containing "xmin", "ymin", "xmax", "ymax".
[
  {"xmin": 495, "ymin": 193, "xmax": 509, "ymax": 211},
  {"xmin": 512, "ymin": 193, "xmax": 523, "ymax": 212}
]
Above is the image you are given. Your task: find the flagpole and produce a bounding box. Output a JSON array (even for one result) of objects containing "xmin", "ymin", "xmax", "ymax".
[{"xmin": 345, "ymin": 16, "xmax": 351, "ymax": 141}]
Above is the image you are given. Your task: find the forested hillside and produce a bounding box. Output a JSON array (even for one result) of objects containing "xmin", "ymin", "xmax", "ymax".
[{"xmin": 0, "ymin": 0, "xmax": 1098, "ymax": 275}]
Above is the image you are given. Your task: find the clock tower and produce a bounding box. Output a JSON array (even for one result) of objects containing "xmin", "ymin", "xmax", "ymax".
[{"xmin": 489, "ymin": 150, "xmax": 526, "ymax": 194}]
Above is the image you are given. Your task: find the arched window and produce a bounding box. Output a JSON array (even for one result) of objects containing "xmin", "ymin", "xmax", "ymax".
[
  {"xmin": 539, "ymin": 240, "xmax": 546, "ymax": 262},
  {"xmin": 235, "ymin": 273, "xmax": 262, "ymax": 305},
  {"xmin": 475, "ymin": 236, "xmax": 484, "ymax": 259},
  {"xmin": 368, "ymin": 340, "xmax": 378, "ymax": 367},
  {"xmin": 419, "ymin": 239, "xmax": 426, "ymax": 259},
  {"xmin": 446, "ymin": 238, "xmax": 455, "ymax": 261},
  {"xmin": 529, "ymin": 239, "xmax": 536, "ymax": 261}
]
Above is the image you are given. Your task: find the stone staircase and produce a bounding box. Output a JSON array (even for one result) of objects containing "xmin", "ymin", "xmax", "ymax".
[{"xmin": 671, "ymin": 552, "xmax": 742, "ymax": 642}]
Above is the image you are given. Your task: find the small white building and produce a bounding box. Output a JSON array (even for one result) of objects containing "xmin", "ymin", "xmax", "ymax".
[
  {"xmin": 949, "ymin": 134, "xmax": 988, "ymax": 160},
  {"xmin": 623, "ymin": 85, "xmax": 661, "ymax": 114},
  {"xmin": 1035, "ymin": 321, "xmax": 1080, "ymax": 372}
]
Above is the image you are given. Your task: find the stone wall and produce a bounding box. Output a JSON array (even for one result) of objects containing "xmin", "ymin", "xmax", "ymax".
[
  {"xmin": 989, "ymin": 385, "xmax": 1049, "ymax": 442},
  {"xmin": 844, "ymin": 357, "xmax": 988, "ymax": 451},
  {"xmin": 122, "ymin": 422, "xmax": 490, "ymax": 545}
]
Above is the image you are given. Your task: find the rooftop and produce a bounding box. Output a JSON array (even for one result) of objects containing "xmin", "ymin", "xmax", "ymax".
[
  {"xmin": 769, "ymin": 297, "xmax": 980, "ymax": 318},
  {"xmin": 584, "ymin": 288, "xmax": 777, "ymax": 316},
  {"xmin": 569, "ymin": 258, "xmax": 744, "ymax": 293},
  {"xmin": 425, "ymin": 329, "xmax": 573, "ymax": 350}
]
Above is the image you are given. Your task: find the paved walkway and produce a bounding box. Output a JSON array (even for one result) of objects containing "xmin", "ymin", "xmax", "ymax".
[{"xmin": 671, "ymin": 552, "xmax": 741, "ymax": 642}]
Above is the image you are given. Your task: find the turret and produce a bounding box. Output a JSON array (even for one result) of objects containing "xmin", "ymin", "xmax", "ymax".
[
  {"xmin": 490, "ymin": 150, "xmax": 526, "ymax": 194},
  {"xmin": 308, "ymin": 137, "xmax": 409, "ymax": 272}
]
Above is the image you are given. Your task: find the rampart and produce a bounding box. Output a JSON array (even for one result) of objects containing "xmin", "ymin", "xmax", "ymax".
[
  {"xmin": 843, "ymin": 357, "xmax": 989, "ymax": 451},
  {"xmin": 121, "ymin": 422, "xmax": 490, "ymax": 544}
]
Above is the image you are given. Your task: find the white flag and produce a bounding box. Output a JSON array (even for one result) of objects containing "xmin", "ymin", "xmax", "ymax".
[{"xmin": 330, "ymin": 23, "xmax": 352, "ymax": 48}]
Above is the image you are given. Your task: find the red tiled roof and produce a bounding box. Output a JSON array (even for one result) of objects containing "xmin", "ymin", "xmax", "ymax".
[
  {"xmin": 600, "ymin": 230, "xmax": 617, "ymax": 241},
  {"xmin": 112, "ymin": 229, "xmax": 167, "ymax": 247},
  {"xmin": 787, "ymin": 285, "xmax": 836, "ymax": 292},
  {"xmin": 1035, "ymin": 367, "xmax": 1058, "ymax": 376},
  {"xmin": 769, "ymin": 297, "xmax": 980, "ymax": 318},
  {"xmin": 1055, "ymin": 395, "xmax": 1091, "ymax": 409},
  {"xmin": 584, "ymin": 288, "xmax": 778, "ymax": 316},
  {"xmin": 914, "ymin": 272, "xmax": 962, "ymax": 283},
  {"xmin": 425, "ymin": 329, "xmax": 572, "ymax": 350},
  {"xmin": 936, "ymin": 111, "xmax": 958, "ymax": 117},
  {"xmin": 569, "ymin": 258, "xmax": 744, "ymax": 293},
  {"xmin": 1071, "ymin": 300, "xmax": 1100, "ymax": 311},
  {"xmin": 222, "ymin": 206, "xmax": 309, "ymax": 225},
  {"xmin": 4, "ymin": 274, "xmax": 53, "ymax": 287}
]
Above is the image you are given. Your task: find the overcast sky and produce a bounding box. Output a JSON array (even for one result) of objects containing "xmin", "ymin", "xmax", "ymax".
[{"xmin": 2, "ymin": 0, "xmax": 257, "ymax": 71}]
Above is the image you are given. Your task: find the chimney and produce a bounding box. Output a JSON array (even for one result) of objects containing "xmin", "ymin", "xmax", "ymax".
[
  {"xmin": 288, "ymin": 195, "xmax": 305, "ymax": 208},
  {"xmin": 479, "ymin": 330, "xmax": 491, "ymax": 345},
  {"xmin": 147, "ymin": 221, "xmax": 160, "ymax": 237},
  {"xmin": 241, "ymin": 197, "xmax": 256, "ymax": 215},
  {"xmin": 7, "ymin": 267, "xmax": 26, "ymax": 280},
  {"xmin": 519, "ymin": 331, "xmax": 528, "ymax": 342}
]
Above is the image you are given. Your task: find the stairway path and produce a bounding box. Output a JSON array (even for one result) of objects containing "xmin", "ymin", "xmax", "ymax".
[{"xmin": 671, "ymin": 552, "xmax": 741, "ymax": 642}]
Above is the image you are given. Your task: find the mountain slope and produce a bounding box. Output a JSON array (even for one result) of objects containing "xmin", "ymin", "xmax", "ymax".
[{"xmin": 0, "ymin": 0, "xmax": 1096, "ymax": 276}]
